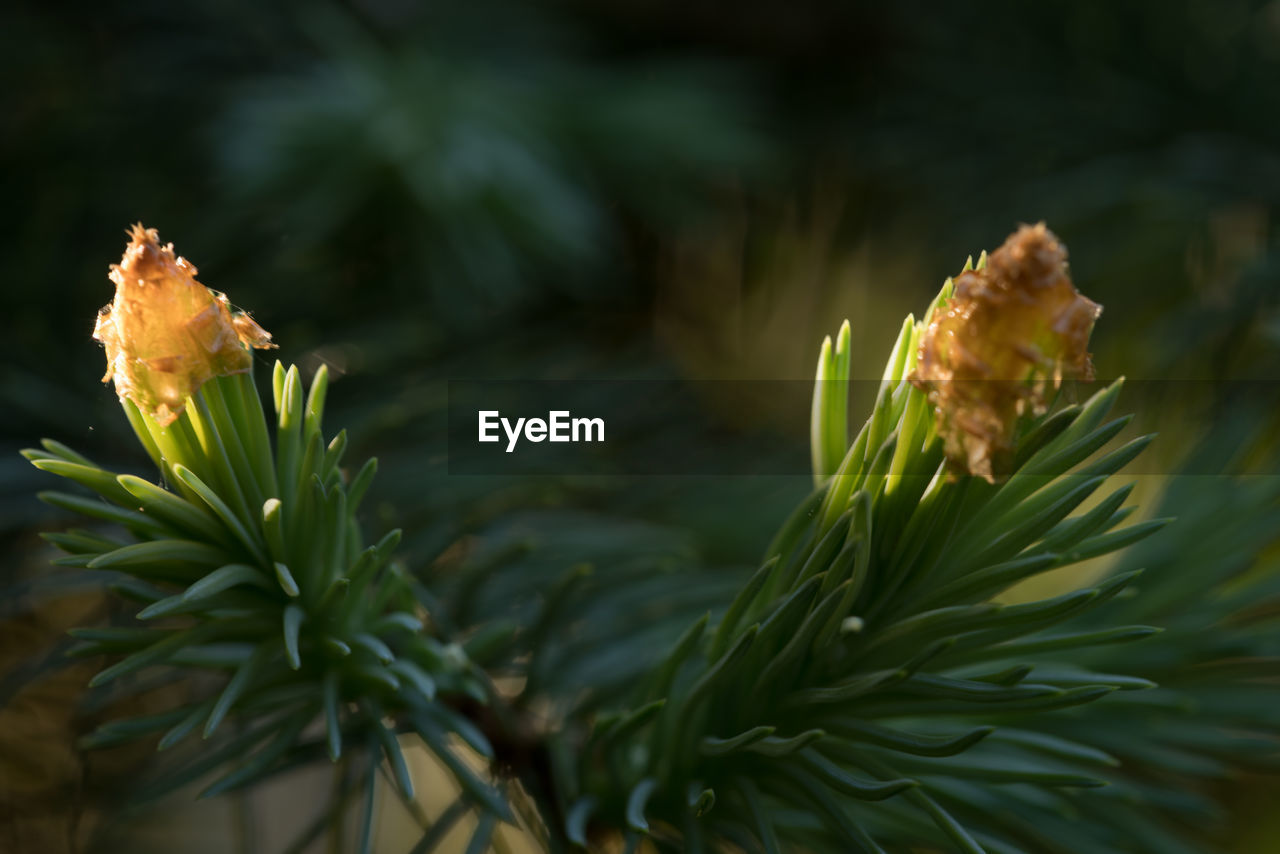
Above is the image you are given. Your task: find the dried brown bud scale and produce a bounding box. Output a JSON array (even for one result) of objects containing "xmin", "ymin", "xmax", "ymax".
[
  {"xmin": 910, "ymin": 223, "xmax": 1101, "ymax": 481},
  {"xmin": 94, "ymin": 224, "xmax": 275, "ymax": 426}
]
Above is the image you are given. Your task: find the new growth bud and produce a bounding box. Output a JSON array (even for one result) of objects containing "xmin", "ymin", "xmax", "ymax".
[
  {"xmin": 911, "ymin": 223, "xmax": 1101, "ymax": 481},
  {"xmin": 94, "ymin": 224, "xmax": 275, "ymax": 425}
]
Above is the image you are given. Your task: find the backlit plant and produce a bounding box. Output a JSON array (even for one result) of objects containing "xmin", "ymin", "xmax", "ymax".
[{"xmin": 22, "ymin": 224, "xmax": 1280, "ymax": 852}]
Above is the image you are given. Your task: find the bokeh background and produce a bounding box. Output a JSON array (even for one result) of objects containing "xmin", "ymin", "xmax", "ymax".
[{"xmin": 3, "ymin": 0, "xmax": 1280, "ymax": 851}]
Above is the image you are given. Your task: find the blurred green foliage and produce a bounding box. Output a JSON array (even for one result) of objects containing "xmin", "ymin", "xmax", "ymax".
[
  {"xmin": 5, "ymin": 0, "xmax": 1280, "ymax": 428},
  {"xmin": 3, "ymin": 0, "xmax": 1279, "ymax": 850}
]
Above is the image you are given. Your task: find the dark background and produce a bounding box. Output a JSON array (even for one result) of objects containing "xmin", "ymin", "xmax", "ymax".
[
  {"xmin": 3, "ymin": 0, "xmax": 1279, "ymax": 850},
  {"xmin": 6, "ymin": 0, "xmax": 1280, "ymax": 557}
]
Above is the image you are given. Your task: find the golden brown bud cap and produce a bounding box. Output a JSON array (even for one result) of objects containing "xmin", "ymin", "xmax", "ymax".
[
  {"xmin": 910, "ymin": 223, "xmax": 1102, "ymax": 481},
  {"xmin": 94, "ymin": 224, "xmax": 275, "ymax": 426}
]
